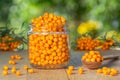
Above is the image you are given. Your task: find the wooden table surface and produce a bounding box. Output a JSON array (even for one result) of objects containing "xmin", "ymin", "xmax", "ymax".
[{"xmin": 0, "ymin": 50, "xmax": 120, "ymax": 80}]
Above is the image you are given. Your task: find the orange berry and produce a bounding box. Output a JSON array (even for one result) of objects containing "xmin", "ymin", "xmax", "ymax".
[
  {"xmin": 93, "ymin": 55, "xmax": 97, "ymax": 58},
  {"xmin": 16, "ymin": 56, "xmax": 22, "ymax": 60},
  {"xmin": 68, "ymin": 66, "xmax": 74, "ymax": 70},
  {"xmin": 86, "ymin": 58, "xmax": 91, "ymax": 62},
  {"xmin": 12, "ymin": 61, "xmax": 16, "ymax": 64},
  {"xmin": 78, "ymin": 70, "xmax": 83, "ymax": 74},
  {"xmin": 28, "ymin": 68, "xmax": 34, "ymax": 74},
  {"xmin": 12, "ymin": 66, "xmax": 17, "ymax": 70},
  {"xmin": 102, "ymin": 67, "xmax": 108, "ymax": 70},
  {"xmin": 84, "ymin": 53, "xmax": 89, "ymax": 56},
  {"xmin": 94, "ymin": 51, "xmax": 100, "ymax": 55},
  {"xmin": 78, "ymin": 67, "xmax": 83, "ymax": 71},
  {"xmin": 110, "ymin": 71, "xmax": 117, "ymax": 76},
  {"xmin": 11, "ymin": 69, "xmax": 16, "ymax": 74},
  {"xmin": 97, "ymin": 69, "xmax": 102, "ymax": 73},
  {"xmin": 8, "ymin": 60, "xmax": 16, "ymax": 64},
  {"xmin": 66, "ymin": 70, "xmax": 72, "ymax": 75},
  {"xmin": 96, "ymin": 58, "xmax": 101, "ymax": 62},
  {"xmin": 103, "ymin": 71, "xmax": 109, "ymax": 75},
  {"xmin": 16, "ymin": 70, "xmax": 22, "ymax": 76},
  {"xmin": 110, "ymin": 68, "xmax": 118, "ymax": 74},
  {"xmin": 78, "ymin": 67, "xmax": 84, "ymax": 74},
  {"xmin": 23, "ymin": 65, "xmax": 29, "ymax": 70},
  {"xmin": 8, "ymin": 60, "xmax": 16, "ymax": 65},
  {"xmin": 15, "ymin": 55, "xmax": 22, "ymax": 60},
  {"xmin": 82, "ymin": 56, "xmax": 86, "ymax": 61},
  {"xmin": 3, "ymin": 65, "xmax": 9, "ymax": 70},
  {"xmin": 89, "ymin": 51, "xmax": 95, "ymax": 55},
  {"xmin": 2, "ymin": 70, "xmax": 8, "ymax": 76},
  {"xmin": 90, "ymin": 58, "xmax": 96, "ymax": 62},
  {"xmin": 10, "ymin": 56, "xmax": 15, "ymax": 60},
  {"xmin": 8, "ymin": 60, "xmax": 12, "ymax": 64}
]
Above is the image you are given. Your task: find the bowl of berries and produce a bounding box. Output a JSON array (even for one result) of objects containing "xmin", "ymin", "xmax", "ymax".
[{"xmin": 81, "ymin": 51, "xmax": 103, "ymax": 69}]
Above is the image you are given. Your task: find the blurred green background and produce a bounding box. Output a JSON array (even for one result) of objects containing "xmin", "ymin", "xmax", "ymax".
[{"xmin": 0, "ymin": 0, "xmax": 120, "ymax": 49}]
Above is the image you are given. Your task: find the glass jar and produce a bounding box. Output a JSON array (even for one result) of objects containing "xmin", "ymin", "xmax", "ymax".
[{"xmin": 28, "ymin": 25, "xmax": 70, "ymax": 69}]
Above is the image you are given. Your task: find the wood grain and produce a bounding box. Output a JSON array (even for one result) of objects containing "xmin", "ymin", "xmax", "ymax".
[
  {"xmin": 0, "ymin": 50, "xmax": 120, "ymax": 80},
  {"xmin": 27, "ymin": 69, "xmax": 68, "ymax": 80},
  {"xmin": 67, "ymin": 50, "xmax": 120, "ymax": 80}
]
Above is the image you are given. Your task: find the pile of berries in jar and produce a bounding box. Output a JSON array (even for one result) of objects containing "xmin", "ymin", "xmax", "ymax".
[{"xmin": 28, "ymin": 12, "xmax": 70, "ymax": 69}]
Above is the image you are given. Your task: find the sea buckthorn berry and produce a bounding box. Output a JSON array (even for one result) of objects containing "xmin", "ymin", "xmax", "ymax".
[
  {"xmin": 78, "ymin": 67, "xmax": 84, "ymax": 74},
  {"xmin": 16, "ymin": 56, "xmax": 22, "ymax": 60},
  {"xmin": 103, "ymin": 71, "xmax": 109, "ymax": 75},
  {"xmin": 78, "ymin": 67, "xmax": 83, "ymax": 71},
  {"xmin": 15, "ymin": 55, "xmax": 22, "ymax": 60},
  {"xmin": 11, "ymin": 69, "xmax": 16, "ymax": 74},
  {"xmin": 67, "ymin": 70, "xmax": 72, "ymax": 75},
  {"xmin": 3, "ymin": 65, "xmax": 9, "ymax": 70},
  {"xmin": 101, "ymin": 39, "xmax": 114, "ymax": 50},
  {"xmin": 8, "ymin": 60, "xmax": 12, "ymax": 64},
  {"xmin": 8, "ymin": 60, "xmax": 16, "ymax": 65},
  {"xmin": 11, "ymin": 61, "xmax": 16, "ymax": 64},
  {"xmin": 96, "ymin": 58, "xmax": 101, "ymax": 62},
  {"xmin": 82, "ymin": 56, "xmax": 86, "ymax": 61},
  {"xmin": 102, "ymin": 67, "xmax": 108, "ymax": 70},
  {"xmin": 89, "ymin": 51, "xmax": 95, "ymax": 55},
  {"xmin": 97, "ymin": 67, "xmax": 118, "ymax": 76},
  {"xmin": 82, "ymin": 51, "xmax": 103, "ymax": 62},
  {"xmin": 110, "ymin": 68, "xmax": 118, "ymax": 74},
  {"xmin": 86, "ymin": 58, "xmax": 91, "ymax": 62},
  {"xmin": 110, "ymin": 72, "xmax": 117, "ymax": 76},
  {"xmin": 2, "ymin": 70, "xmax": 8, "ymax": 76},
  {"xmin": 23, "ymin": 65, "xmax": 29, "ymax": 70},
  {"xmin": 85, "ymin": 53, "xmax": 89, "ymax": 56},
  {"xmin": 78, "ymin": 70, "xmax": 83, "ymax": 74},
  {"xmin": 0, "ymin": 36, "xmax": 21, "ymax": 51},
  {"xmin": 90, "ymin": 58, "xmax": 96, "ymax": 62},
  {"xmin": 12, "ymin": 66, "xmax": 17, "ymax": 70},
  {"xmin": 68, "ymin": 66, "xmax": 74, "ymax": 70},
  {"xmin": 16, "ymin": 70, "xmax": 22, "ymax": 76},
  {"xmin": 77, "ymin": 36, "xmax": 100, "ymax": 50},
  {"xmin": 28, "ymin": 68, "xmax": 35, "ymax": 74},
  {"xmin": 97, "ymin": 69, "xmax": 102, "ymax": 73},
  {"xmin": 11, "ymin": 56, "xmax": 15, "ymax": 60}
]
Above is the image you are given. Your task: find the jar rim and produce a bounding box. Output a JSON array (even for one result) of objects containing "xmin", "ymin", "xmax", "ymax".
[
  {"xmin": 29, "ymin": 23, "xmax": 68, "ymax": 33},
  {"xmin": 28, "ymin": 31, "xmax": 69, "ymax": 35}
]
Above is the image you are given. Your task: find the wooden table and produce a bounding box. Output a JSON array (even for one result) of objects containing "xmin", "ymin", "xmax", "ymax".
[{"xmin": 0, "ymin": 50, "xmax": 120, "ymax": 80}]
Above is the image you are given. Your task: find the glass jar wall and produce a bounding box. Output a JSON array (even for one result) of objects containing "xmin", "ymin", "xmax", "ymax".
[{"xmin": 28, "ymin": 13, "xmax": 70, "ymax": 69}]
